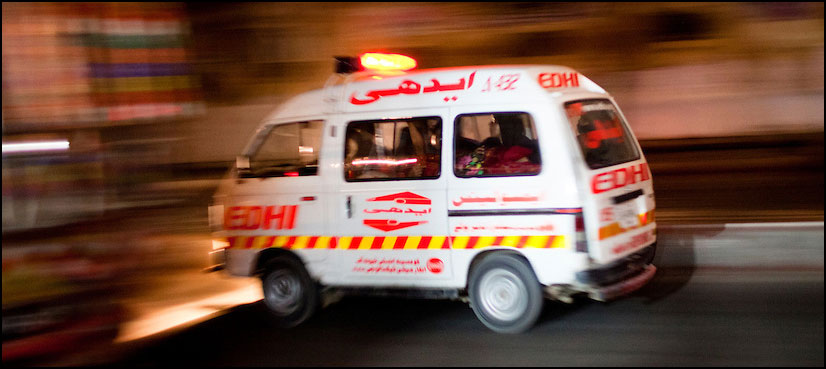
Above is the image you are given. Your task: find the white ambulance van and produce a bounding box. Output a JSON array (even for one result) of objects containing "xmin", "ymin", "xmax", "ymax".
[{"xmin": 207, "ymin": 53, "xmax": 657, "ymax": 333}]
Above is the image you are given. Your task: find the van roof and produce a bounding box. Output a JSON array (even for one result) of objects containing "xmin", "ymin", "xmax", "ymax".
[{"xmin": 268, "ymin": 64, "xmax": 608, "ymax": 121}]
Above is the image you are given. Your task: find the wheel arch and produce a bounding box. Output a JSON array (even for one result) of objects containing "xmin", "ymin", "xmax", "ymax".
[
  {"xmin": 254, "ymin": 248, "xmax": 306, "ymax": 277},
  {"xmin": 466, "ymin": 248, "xmax": 538, "ymax": 289}
]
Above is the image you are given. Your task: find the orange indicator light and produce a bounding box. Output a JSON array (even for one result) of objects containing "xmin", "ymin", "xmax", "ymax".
[{"xmin": 359, "ymin": 53, "xmax": 417, "ymax": 72}]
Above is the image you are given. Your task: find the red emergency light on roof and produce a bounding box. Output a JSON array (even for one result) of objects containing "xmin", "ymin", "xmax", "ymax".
[{"xmin": 335, "ymin": 53, "xmax": 417, "ymax": 74}]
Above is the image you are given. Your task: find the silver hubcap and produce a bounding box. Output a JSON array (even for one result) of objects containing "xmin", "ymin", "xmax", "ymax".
[
  {"xmin": 265, "ymin": 270, "xmax": 301, "ymax": 315},
  {"xmin": 478, "ymin": 269, "xmax": 528, "ymax": 322}
]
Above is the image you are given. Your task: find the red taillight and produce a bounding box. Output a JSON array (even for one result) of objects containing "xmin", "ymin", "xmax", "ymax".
[
  {"xmin": 575, "ymin": 214, "xmax": 588, "ymax": 253},
  {"xmin": 575, "ymin": 215, "xmax": 585, "ymax": 232}
]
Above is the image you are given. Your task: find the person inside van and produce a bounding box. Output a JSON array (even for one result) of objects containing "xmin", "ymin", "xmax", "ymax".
[
  {"xmin": 480, "ymin": 115, "xmax": 540, "ymax": 175},
  {"xmin": 397, "ymin": 122, "xmax": 442, "ymax": 179},
  {"xmin": 395, "ymin": 126, "xmax": 422, "ymax": 177},
  {"xmin": 345, "ymin": 124, "xmax": 382, "ymax": 179}
]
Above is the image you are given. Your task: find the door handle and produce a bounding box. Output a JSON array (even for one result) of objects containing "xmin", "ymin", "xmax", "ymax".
[
  {"xmin": 612, "ymin": 189, "xmax": 643, "ymax": 204},
  {"xmin": 346, "ymin": 196, "xmax": 352, "ymax": 218}
]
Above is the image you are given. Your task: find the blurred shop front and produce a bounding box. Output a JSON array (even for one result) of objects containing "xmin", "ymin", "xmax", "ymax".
[
  {"xmin": 2, "ymin": 2, "xmax": 204, "ymax": 232},
  {"xmin": 2, "ymin": 2, "xmax": 204, "ymax": 364}
]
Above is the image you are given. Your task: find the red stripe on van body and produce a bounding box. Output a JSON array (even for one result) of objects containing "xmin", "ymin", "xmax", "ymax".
[
  {"xmin": 418, "ymin": 236, "xmax": 432, "ymax": 249},
  {"xmin": 371, "ymin": 237, "xmax": 384, "ymax": 249},
  {"xmin": 394, "ymin": 237, "xmax": 408, "ymax": 249}
]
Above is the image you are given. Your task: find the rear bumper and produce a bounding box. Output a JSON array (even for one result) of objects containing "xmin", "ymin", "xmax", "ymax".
[
  {"xmin": 575, "ymin": 243, "xmax": 657, "ymax": 301},
  {"xmin": 585, "ymin": 264, "xmax": 656, "ymax": 301}
]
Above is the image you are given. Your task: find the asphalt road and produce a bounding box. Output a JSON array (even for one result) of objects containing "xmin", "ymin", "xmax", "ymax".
[{"xmin": 112, "ymin": 267, "xmax": 823, "ymax": 367}]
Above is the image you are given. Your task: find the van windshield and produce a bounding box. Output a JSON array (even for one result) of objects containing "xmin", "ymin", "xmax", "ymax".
[{"xmin": 564, "ymin": 99, "xmax": 639, "ymax": 169}]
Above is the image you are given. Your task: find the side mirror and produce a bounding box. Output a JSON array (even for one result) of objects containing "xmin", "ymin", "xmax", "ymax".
[{"xmin": 236, "ymin": 155, "xmax": 251, "ymax": 176}]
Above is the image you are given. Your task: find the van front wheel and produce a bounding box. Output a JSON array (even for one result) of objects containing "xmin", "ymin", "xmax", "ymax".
[
  {"xmin": 468, "ymin": 254, "xmax": 544, "ymax": 333},
  {"xmin": 261, "ymin": 256, "xmax": 319, "ymax": 328}
]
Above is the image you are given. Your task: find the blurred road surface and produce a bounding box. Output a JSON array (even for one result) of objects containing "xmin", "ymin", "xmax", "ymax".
[{"xmin": 108, "ymin": 267, "xmax": 825, "ymax": 367}]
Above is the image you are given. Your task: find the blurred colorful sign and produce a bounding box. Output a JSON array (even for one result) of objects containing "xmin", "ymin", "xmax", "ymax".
[{"xmin": 1, "ymin": 2, "xmax": 203, "ymax": 131}]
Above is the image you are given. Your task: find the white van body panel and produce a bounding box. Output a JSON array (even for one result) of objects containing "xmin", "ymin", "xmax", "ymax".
[{"xmin": 212, "ymin": 63, "xmax": 656, "ymax": 299}]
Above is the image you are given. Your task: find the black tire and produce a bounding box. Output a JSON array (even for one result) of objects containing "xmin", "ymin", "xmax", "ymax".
[
  {"xmin": 261, "ymin": 256, "xmax": 319, "ymax": 328},
  {"xmin": 468, "ymin": 253, "xmax": 544, "ymax": 334}
]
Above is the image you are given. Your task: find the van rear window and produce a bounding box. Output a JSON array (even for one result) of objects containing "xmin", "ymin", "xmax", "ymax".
[
  {"xmin": 454, "ymin": 112, "xmax": 541, "ymax": 177},
  {"xmin": 565, "ymin": 99, "xmax": 639, "ymax": 169}
]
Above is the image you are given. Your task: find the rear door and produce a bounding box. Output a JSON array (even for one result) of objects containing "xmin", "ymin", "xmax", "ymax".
[{"xmin": 563, "ymin": 99, "xmax": 656, "ymax": 264}]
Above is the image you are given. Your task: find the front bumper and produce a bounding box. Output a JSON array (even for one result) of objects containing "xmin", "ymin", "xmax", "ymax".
[
  {"xmin": 576, "ymin": 243, "xmax": 657, "ymax": 301},
  {"xmin": 203, "ymin": 248, "xmax": 227, "ymax": 273}
]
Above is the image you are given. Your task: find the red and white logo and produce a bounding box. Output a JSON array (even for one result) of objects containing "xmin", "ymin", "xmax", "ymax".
[
  {"xmin": 367, "ymin": 191, "xmax": 431, "ymax": 205},
  {"xmin": 426, "ymin": 258, "xmax": 444, "ymax": 274},
  {"xmin": 591, "ymin": 163, "xmax": 650, "ymax": 194},
  {"xmin": 363, "ymin": 219, "xmax": 428, "ymax": 232},
  {"xmin": 224, "ymin": 205, "xmax": 298, "ymax": 230}
]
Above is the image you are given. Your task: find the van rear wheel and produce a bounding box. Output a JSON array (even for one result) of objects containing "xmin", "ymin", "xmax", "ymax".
[
  {"xmin": 468, "ymin": 253, "xmax": 544, "ymax": 334},
  {"xmin": 261, "ymin": 256, "xmax": 319, "ymax": 328}
]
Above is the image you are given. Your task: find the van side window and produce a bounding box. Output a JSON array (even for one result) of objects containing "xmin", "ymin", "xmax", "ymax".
[
  {"xmin": 454, "ymin": 113, "xmax": 541, "ymax": 177},
  {"xmin": 344, "ymin": 117, "xmax": 441, "ymax": 181},
  {"xmin": 244, "ymin": 120, "xmax": 323, "ymax": 177}
]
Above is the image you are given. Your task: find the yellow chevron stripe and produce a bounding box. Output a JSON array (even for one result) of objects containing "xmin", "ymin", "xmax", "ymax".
[
  {"xmin": 404, "ymin": 236, "xmax": 421, "ymax": 250},
  {"xmin": 292, "ymin": 236, "xmax": 310, "ymax": 249},
  {"xmin": 474, "ymin": 236, "xmax": 496, "ymax": 249},
  {"xmin": 524, "ymin": 235, "xmax": 550, "ymax": 248},
  {"xmin": 551, "ymin": 235, "xmax": 567, "ymax": 249},
  {"xmin": 429, "ymin": 236, "xmax": 447, "ymax": 249},
  {"xmin": 338, "ymin": 237, "xmax": 352, "ymax": 249},
  {"xmin": 381, "ymin": 237, "xmax": 396, "ymax": 249},
  {"xmin": 452, "ymin": 236, "xmax": 469, "ymax": 249},
  {"xmin": 358, "ymin": 236, "xmax": 374, "ymax": 250},
  {"xmin": 316, "ymin": 236, "xmax": 334, "ymax": 249},
  {"xmin": 273, "ymin": 236, "xmax": 290, "ymax": 247},
  {"xmin": 252, "ymin": 236, "xmax": 270, "ymax": 249},
  {"xmin": 224, "ymin": 234, "xmax": 570, "ymax": 250},
  {"xmin": 501, "ymin": 236, "xmax": 521, "ymax": 247}
]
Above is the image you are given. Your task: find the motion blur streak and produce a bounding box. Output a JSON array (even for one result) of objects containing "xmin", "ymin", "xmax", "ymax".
[
  {"xmin": 114, "ymin": 283, "xmax": 262, "ymax": 343},
  {"xmin": 2, "ymin": 140, "xmax": 70, "ymax": 153},
  {"xmin": 1, "ymin": 2, "xmax": 822, "ymax": 366}
]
